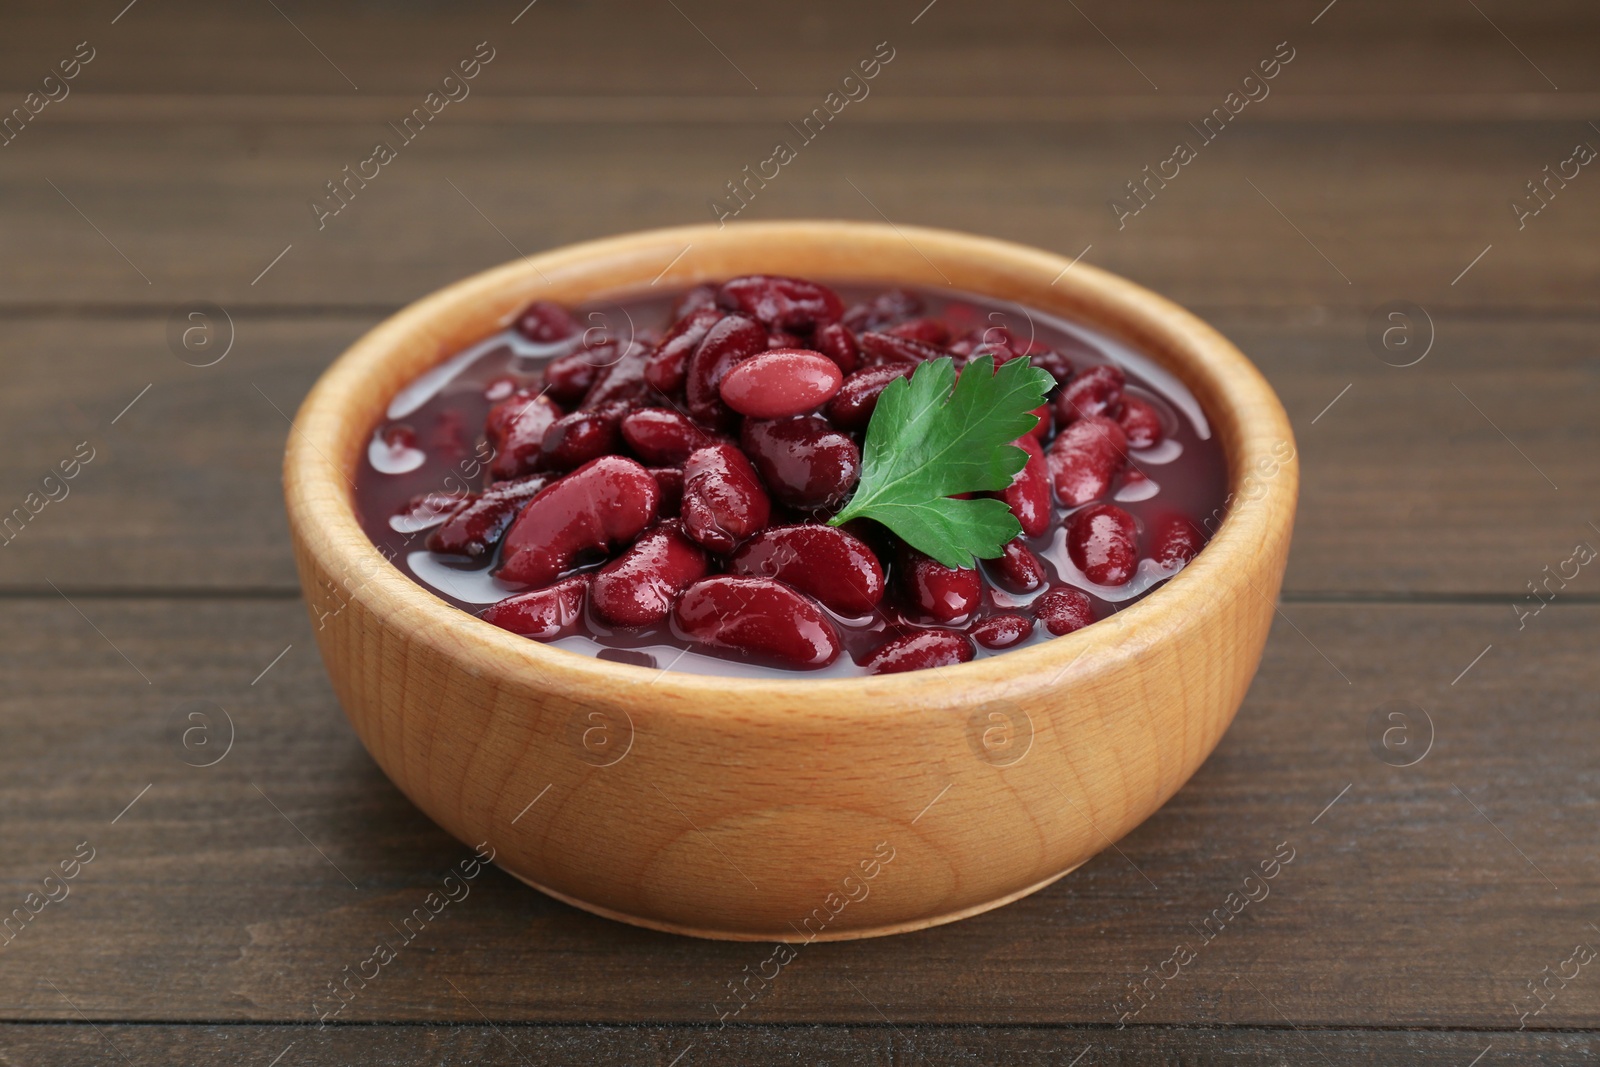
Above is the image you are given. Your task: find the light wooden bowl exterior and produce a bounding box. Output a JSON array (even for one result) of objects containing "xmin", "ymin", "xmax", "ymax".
[{"xmin": 284, "ymin": 221, "xmax": 1297, "ymax": 941}]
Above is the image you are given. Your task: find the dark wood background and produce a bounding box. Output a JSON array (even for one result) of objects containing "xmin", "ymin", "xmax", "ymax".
[{"xmin": 1, "ymin": 1, "xmax": 1597, "ymax": 1063}]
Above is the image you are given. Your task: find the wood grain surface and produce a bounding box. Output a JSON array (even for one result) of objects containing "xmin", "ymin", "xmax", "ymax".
[
  {"xmin": 0, "ymin": 1024, "xmax": 1593, "ymax": 1067},
  {"xmin": 0, "ymin": 0, "xmax": 1595, "ymax": 1061},
  {"xmin": 0, "ymin": 600, "xmax": 1593, "ymax": 1027}
]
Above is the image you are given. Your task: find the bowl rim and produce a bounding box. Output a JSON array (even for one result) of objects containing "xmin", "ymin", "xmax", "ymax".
[{"xmin": 285, "ymin": 220, "xmax": 1296, "ymax": 700}]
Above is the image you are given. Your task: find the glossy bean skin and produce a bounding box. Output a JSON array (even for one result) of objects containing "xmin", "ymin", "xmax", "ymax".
[
  {"xmin": 812, "ymin": 321, "xmax": 859, "ymax": 374},
  {"xmin": 824, "ymin": 364, "xmax": 914, "ymax": 431},
  {"xmin": 1055, "ymin": 363, "xmax": 1125, "ymax": 424},
  {"xmin": 579, "ymin": 347, "xmax": 651, "ymax": 410},
  {"xmin": 542, "ymin": 349, "xmax": 610, "ymax": 405},
  {"xmin": 644, "ymin": 306, "xmax": 722, "ymax": 393},
  {"xmin": 716, "ymin": 274, "xmax": 844, "ymax": 332},
  {"xmin": 686, "ymin": 313, "xmax": 768, "ymax": 426},
  {"xmin": 1118, "ymin": 395, "xmax": 1165, "ymax": 449},
  {"xmin": 740, "ymin": 416, "xmax": 861, "ymax": 511},
  {"xmin": 393, "ymin": 491, "xmax": 466, "ymax": 531},
  {"xmin": 718, "ymin": 349, "xmax": 844, "ymax": 419},
  {"xmin": 996, "ymin": 434, "xmax": 1052, "ymax": 537},
  {"xmin": 859, "ymin": 331, "xmax": 949, "ymax": 366},
  {"xmin": 513, "ymin": 300, "xmax": 580, "ymax": 344},
  {"xmin": 680, "ymin": 443, "xmax": 772, "ymax": 553},
  {"xmin": 990, "ymin": 538, "xmax": 1047, "ymax": 593},
  {"xmin": 887, "ymin": 318, "xmax": 952, "ymax": 345},
  {"xmin": 620, "ymin": 407, "xmax": 715, "ymax": 466},
  {"xmin": 842, "ymin": 289, "xmax": 922, "ymax": 333},
  {"xmin": 1047, "ymin": 415, "xmax": 1127, "ymax": 507},
  {"xmin": 485, "ymin": 388, "xmax": 564, "ymax": 481},
  {"xmin": 861, "ymin": 628, "xmax": 974, "ymax": 674},
  {"xmin": 1148, "ymin": 513, "xmax": 1205, "ymax": 568},
  {"xmin": 590, "ymin": 522, "xmax": 709, "ymax": 627},
  {"xmin": 1067, "ymin": 503, "xmax": 1139, "ymax": 587},
  {"xmin": 673, "ymin": 576, "xmax": 842, "ymax": 668},
  {"xmin": 728, "ymin": 524, "xmax": 885, "ymax": 615},
  {"xmin": 425, "ymin": 474, "xmax": 550, "ymax": 559},
  {"xmin": 480, "ymin": 576, "xmax": 589, "ymax": 640},
  {"xmin": 671, "ymin": 283, "xmax": 719, "ymax": 320},
  {"xmin": 362, "ymin": 281, "xmax": 1229, "ymax": 676},
  {"xmin": 496, "ymin": 456, "xmax": 660, "ymax": 587},
  {"xmin": 1028, "ymin": 348, "xmax": 1075, "ymax": 389},
  {"xmin": 538, "ymin": 403, "xmax": 626, "ymax": 472},
  {"xmin": 898, "ymin": 547, "xmax": 982, "ymax": 623},
  {"xmin": 972, "ymin": 613, "xmax": 1033, "ymax": 649},
  {"xmin": 1033, "ymin": 587, "xmax": 1095, "ymax": 636}
]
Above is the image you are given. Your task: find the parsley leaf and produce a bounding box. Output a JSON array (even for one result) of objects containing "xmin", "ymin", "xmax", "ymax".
[{"xmin": 828, "ymin": 355, "xmax": 1054, "ymax": 569}]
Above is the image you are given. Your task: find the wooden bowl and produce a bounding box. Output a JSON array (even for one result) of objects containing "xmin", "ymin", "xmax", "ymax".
[{"xmin": 284, "ymin": 221, "xmax": 1297, "ymax": 941}]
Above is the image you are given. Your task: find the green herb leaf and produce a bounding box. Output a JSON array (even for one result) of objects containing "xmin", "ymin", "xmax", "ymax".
[{"xmin": 828, "ymin": 354, "xmax": 1054, "ymax": 569}]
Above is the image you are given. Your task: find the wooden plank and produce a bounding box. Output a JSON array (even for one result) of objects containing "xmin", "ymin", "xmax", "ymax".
[
  {"xmin": 0, "ymin": 121, "xmax": 1594, "ymax": 312},
  {"xmin": 0, "ymin": 314, "xmax": 1593, "ymax": 596},
  {"xmin": 0, "ymin": 1023, "xmax": 1590, "ymax": 1066},
  {"xmin": 1, "ymin": 0, "xmax": 1594, "ymax": 100},
  {"xmin": 0, "ymin": 599, "xmax": 1593, "ymax": 1025}
]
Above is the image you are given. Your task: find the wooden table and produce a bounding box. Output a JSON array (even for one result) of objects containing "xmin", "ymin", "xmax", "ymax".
[{"xmin": 2, "ymin": 1, "xmax": 1596, "ymax": 1062}]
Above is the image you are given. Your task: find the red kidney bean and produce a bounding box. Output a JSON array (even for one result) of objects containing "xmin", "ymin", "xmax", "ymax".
[
  {"xmin": 990, "ymin": 538, "xmax": 1047, "ymax": 593},
  {"xmin": 996, "ymin": 434, "xmax": 1051, "ymax": 537},
  {"xmin": 728, "ymin": 524, "xmax": 885, "ymax": 615},
  {"xmin": 538, "ymin": 403, "xmax": 626, "ymax": 472},
  {"xmin": 859, "ymin": 331, "xmax": 949, "ymax": 366},
  {"xmin": 672, "ymin": 283, "xmax": 718, "ymax": 321},
  {"xmin": 1047, "ymin": 415, "xmax": 1127, "ymax": 507},
  {"xmin": 643, "ymin": 306, "xmax": 722, "ymax": 394},
  {"xmin": 486, "ymin": 388, "xmax": 563, "ymax": 480},
  {"xmin": 480, "ymin": 576, "xmax": 589, "ymax": 640},
  {"xmin": 1033, "ymin": 587, "xmax": 1095, "ymax": 636},
  {"xmin": 580, "ymin": 347, "xmax": 650, "ymax": 410},
  {"xmin": 1118, "ymin": 395, "xmax": 1165, "ymax": 448},
  {"xmin": 673, "ymin": 576, "xmax": 841, "ymax": 668},
  {"xmin": 649, "ymin": 466, "xmax": 683, "ymax": 517},
  {"xmin": 542, "ymin": 350, "xmax": 607, "ymax": 406},
  {"xmin": 497, "ymin": 456, "xmax": 660, "ymax": 587},
  {"xmin": 1067, "ymin": 503, "xmax": 1139, "ymax": 586},
  {"xmin": 426, "ymin": 473, "xmax": 550, "ymax": 558},
  {"xmin": 972, "ymin": 613, "xmax": 1033, "ymax": 649},
  {"xmin": 620, "ymin": 407, "xmax": 715, "ymax": 466},
  {"xmin": 767, "ymin": 329, "xmax": 805, "ymax": 349},
  {"xmin": 1055, "ymin": 364, "xmax": 1125, "ymax": 424},
  {"xmin": 898, "ymin": 546, "xmax": 982, "ymax": 623},
  {"xmin": 1026, "ymin": 403, "xmax": 1052, "ymax": 441},
  {"xmin": 1148, "ymin": 514, "xmax": 1205, "ymax": 568},
  {"xmin": 740, "ymin": 416, "xmax": 861, "ymax": 511},
  {"xmin": 958, "ymin": 341, "xmax": 1020, "ymax": 369},
  {"xmin": 1028, "ymin": 348, "xmax": 1075, "ymax": 389},
  {"xmin": 861, "ymin": 628, "xmax": 974, "ymax": 674},
  {"xmin": 686, "ymin": 313, "xmax": 767, "ymax": 426},
  {"xmin": 484, "ymin": 376, "xmax": 519, "ymax": 403},
  {"xmin": 842, "ymin": 289, "xmax": 922, "ymax": 333},
  {"xmin": 514, "ymin": 300, "xmax": 580, "ymax": 344},
  {"xmin": 680, "ymin": 443, "xmax": 772, "ymax": 553},
  {"xmin": 590, "ymin": 522, "xmax": 709, "ymax": 627},
  {"xmin": 888, "ymin": 318, "xmax": 951, "ymax": 345},
  {"xmin": 716, "ymin": 274, "xmax": 844, "ymax": 331},
  {"xmin": 813, "ymin": 321, "xmax": 859, "ymax": 375},
  {"xmin": 718, "ymin": 349, "xmax": 844, "ymax": 419},
  {"xmin": 393, "ymin": 491, "xmax": 467, "ymax": 531},
  {"xmin": 825, "ymin": 364, "xmax": 914, "ymax": 431}
]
